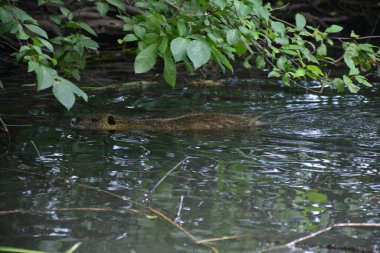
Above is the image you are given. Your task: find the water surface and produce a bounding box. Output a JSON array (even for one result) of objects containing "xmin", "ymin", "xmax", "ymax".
[{"xmin": 0, "ymin": 67, "xmax": 380, "ymax": 253}]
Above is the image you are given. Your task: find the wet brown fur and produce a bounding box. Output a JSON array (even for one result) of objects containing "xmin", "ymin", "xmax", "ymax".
[{"xmin": 70, "ymin": 113, "xmax": 263, "ymax": 131}]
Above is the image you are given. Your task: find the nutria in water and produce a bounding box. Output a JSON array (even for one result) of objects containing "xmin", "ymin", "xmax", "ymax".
[{"xmin": 70, "ymin": 113, "xmax": 263, "ymax": 131}]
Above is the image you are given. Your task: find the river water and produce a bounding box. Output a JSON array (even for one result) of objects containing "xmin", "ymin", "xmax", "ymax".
[{"xmin": 0, "ymin": 66, "xmax": 380, "ymax": 253}]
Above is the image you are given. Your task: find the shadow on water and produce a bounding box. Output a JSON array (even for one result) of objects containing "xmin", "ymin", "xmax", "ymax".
[{"xmin": 0, "ymin": 64, "xmax": 380, "ymax": 252}]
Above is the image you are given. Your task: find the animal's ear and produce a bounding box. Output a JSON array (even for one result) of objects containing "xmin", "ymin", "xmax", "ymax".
[{"xmin": 108, "ymin": 115, "xmax": 116, "ymax": 125}]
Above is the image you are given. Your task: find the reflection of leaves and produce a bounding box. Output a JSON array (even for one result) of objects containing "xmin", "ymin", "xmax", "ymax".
[
  {"xmin": 295, "ymin": 189, "xmax": 328, "ymax": 204},
  {"xmin": 306, "ymin": 191, "xmax": 327, "ymax": 203}
]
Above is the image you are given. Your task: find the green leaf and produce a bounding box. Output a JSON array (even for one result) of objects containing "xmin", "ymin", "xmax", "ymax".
[
  {"xmin": 170, "ymin": 37, "xmax": 190, "ymax": 62},
  {"xmin": 349, "ymin": 67, "xmax": 359, "ymax": 76},
  {"xmin": 350, "ymin": 30, "xmax": 359, "ymax": 39},
  {"xmin": 105, "ymin": 0, "xmax": 126, "ymax": 11},
  {"xmin": 307, "ymin": 65, "xmax": 324, "ymax": 76},
  {"xmin": 276, "ymin": 55, "xmax": 287, "ymax": 69},
  {"xmin": 344, "ymin": 55, "xmax": 356, "ymax": 70},
  {"xmin": 133, "ymin": 25, "xmax": 146, "ymax": 39},
  {"xmin": 211, "ymin": 46, "xmax": 234, "ymax": 72},
  {"xmin": 282, "ymin": 73, "xmax": 290, "ymax": 86},
  {"xmin": 52, "ymin": 77, "xmax": 88, "ymax": 110},
  {"xmin": 306, "ymin": 191, "xmax": 327, "ymax": 203},
  {"xmin": 295, "ymin": 13, "xmax": 306, "ymax": 29},
  {"xmin": 254, "ymin": 3, "xmax": 269, "ymax": 21},
  {"xmin": 60, "ymin": 7, "xmax": 73, "ymax": 20},
  {"xmin": 53, "ymin": 81, "xmax": 75, "ymax": 110},
  {"xmin": 226, "ymin": 29, "xmax": 239, "ymax": 45},
  {"xmin": 357, "ymin": 43, "xmax": 375, "ymax": 54},
  {"xmin": 0, "ymin": 80, "xmax": 3, "ymax": 89},
  {"xmin": 268, "ymin": 70, "xmax": 281, "ymax": 78},
  {"xmin": 332, "ymin": 78, "xmax": 345, "ymax": 92},
  {"xmin": 24, "ymin": 24, "xmax": 48, "ymax": 39},
  {"xmin": 78, "ymin": 22, "xmax": 97, "ymax": 37},
  {"xmin": 234, "ymin": 40, "xmax": 248, "ymax": 57},
  {"xmin": 96, "ymin": 1, "xmax": 109, "ymax": 16},
  {"xmin": 214, "ymin": 0, "xmax": 227, "ymax": 10},
  {"xmin": 134, "ymin": 44, "xmax": 158, "ymax": 73},
  {"xmin": 293, "ymin": 68, "xmax": 306, "ymax": 78},
  {"xmin": 159, "ymin": 36, "xmax": 169, "ymax": 55},
  {"xmin": 38, "ymin": 38, "xmax": 54, "ymax": 52},
  {"xmin": 325, "ymin": 25, "xmax": 343, "ymax": 33},
  {"xmin": 355, "ymin": 75, "xmax": 372, "ymax": 87},
  {"xmin": 28, "ymin": 61, "xmax": 38, "ymax": 72},
  {"xmin": 177, "ymin": 21, "xmax": 187, "ymax": 37},
  {"xmin": 35, "ymin": 65, "xmax": 56, "ymax": 90},
  {"xmin": 163, "ymin": 52, "xmax": 176, "ymax": 88},
  {"xmin": 316, "ymin": 44, "xmax": 327, "ymax": 56},
  {"xmin": 256, "ymin": 55, "xmax": 266, "ymax": 69},
  {"xmin": 271, "ymin": 21, "xmax": 285, "ymax": 35},
  {"xmin": 343, "ymin": 74, "xmax": 360, "ymax": 93},
  {"xmin": 121, "ymin": 34, "xmax": 138, "ymax": 42},
  {"xmin": 187, "ymin": 40, "xmax": 211, "ymax": 69}
]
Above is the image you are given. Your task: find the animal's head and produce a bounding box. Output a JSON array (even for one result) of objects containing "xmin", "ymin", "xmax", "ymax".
[{"xmin": 70, "ymin": 114, "xmax": 119, "ymax": 130}]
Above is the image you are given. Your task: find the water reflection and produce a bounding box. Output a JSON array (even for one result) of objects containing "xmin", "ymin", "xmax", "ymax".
[{"xmin": 0, "ymin": 74, "xmax": 380, "ymax": 252}]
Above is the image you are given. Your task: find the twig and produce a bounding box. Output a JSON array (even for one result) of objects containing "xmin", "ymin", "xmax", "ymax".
[
  {"xmin": 286, "ymin": 223, "xmax": 380, "ymax": 247},
  {"xmin": 0, "ymin": 207, "xmax": 138, "ymax": 215},
  {"xmin": 174, "ymin": 195, "xmax": 184, "ymax": 224},
  {"xmin": 258, "ymin": 223, "xmax": 380, "ymax": 252},
  {"xmin": 76, "ymin": 182, "xmax": 219, "ymax": 253},
  {"xmin": 196, "ymin": 234, "xmax": 252, "ymax": 244},
  {"xmin": 0, "ymin": 115, "xmax": 11, "ymax": 146},
  {"xmin": 332, "ymin": 35, "xmax": 380, "ymax": 40},
  {"xmin": 164, "ymin": 0, "xmax": 183, "ymax": 12},
  {"xmin": 150, "ymin": 156, "xmax": 195, "ymax": 193},
  {"xmin": 30, "ymin": 140, "xmax": 46, "ymax": 176},
  {"xmin": 65, "ymin": 242, "xmax": 82, "ymax": 253}
]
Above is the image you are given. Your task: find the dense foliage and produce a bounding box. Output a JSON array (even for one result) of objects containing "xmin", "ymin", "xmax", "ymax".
[{"xmin": 1, "ymin": 0, "xmax": 379, "ymax": 109}]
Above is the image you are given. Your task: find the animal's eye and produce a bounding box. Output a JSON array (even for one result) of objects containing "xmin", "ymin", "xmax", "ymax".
[
  {"xmin": 70, "ymin": 118, "xmax": 77, "ymax": 125},
  {"xmin": 91, "ymin": 118, "xmax": 99, "ymax": 122},
  {"xmin": 108, "ymin": 115, "xmax": 116, "ymax": 125}
]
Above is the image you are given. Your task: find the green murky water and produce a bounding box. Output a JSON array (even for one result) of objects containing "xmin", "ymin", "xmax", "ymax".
[{"xmin": 1, "ymin": 67, "xmax": 380, "ymax": 253}]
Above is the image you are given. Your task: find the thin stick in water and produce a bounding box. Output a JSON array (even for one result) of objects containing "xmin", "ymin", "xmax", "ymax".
[
  {"xmin": 151, "ymin": 156, "xmax": 195, "ymax": 193},
  {"xmin": 30, "ymin": 140, "xmax": 46, "ymax": 176}
]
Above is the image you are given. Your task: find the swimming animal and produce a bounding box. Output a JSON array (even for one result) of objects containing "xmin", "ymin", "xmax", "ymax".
[{"xmin": 70, "ymin": 113, "xmax": 263, "ymax": 131}]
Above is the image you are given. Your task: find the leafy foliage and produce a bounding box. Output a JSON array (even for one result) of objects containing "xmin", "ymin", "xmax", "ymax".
[
  {"xmin": 118, "ymin": 0, "xmax": 379, "ymax": 93},
  {"xmin": 1, "ymin": 0, "xmax": 380, "ymax": 109},
  {"xmin": 0, "ymin": 1, "xmax": 96, "ymax": 110}
]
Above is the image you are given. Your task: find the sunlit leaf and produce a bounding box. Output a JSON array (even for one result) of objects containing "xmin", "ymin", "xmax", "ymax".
[
  {"xmin": 276, "ymin": 55, "xmax": 287, "ymax": 69},
  {"xmin": 187, "ymin": 40, "xmax": 211, "ymax": 69},
  {"xmin": 325, "ymin": 25, "xmax": 343, "ymax": 33},
  {"xmin": 170, "ymin": 37, "xmax": 190, "ymax": 62},
  {"xmin": 343, "ymin": 74, "xmax": 360, "ymax": 93},
  {"xmin": 295, "ymin": 13, "xmax": 306, "ymax": 29},
  {"xmin": 355, "ymin": 75, "xmax": 372, "ymax": 87},
  {"xmin": 268, "ymin": 70, "xmax": 281, "ymax": 78},
  {"xmin": 35, "ymin": 64, "xmax": 56, "ymax": 90},
  {"xmin": 134, "ymin": 44, "xmax": 158, "ymax": 73}
]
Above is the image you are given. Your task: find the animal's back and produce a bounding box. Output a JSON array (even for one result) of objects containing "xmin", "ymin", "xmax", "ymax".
[{"xmin": 70, "ymin": 113, "xmax": 263, "ymax": 131}]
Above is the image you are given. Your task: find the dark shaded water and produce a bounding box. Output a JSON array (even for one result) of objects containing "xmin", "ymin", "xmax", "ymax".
[{"xmin": 0, "ymin": 68, "xmax": 380, "ymax": 253}]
